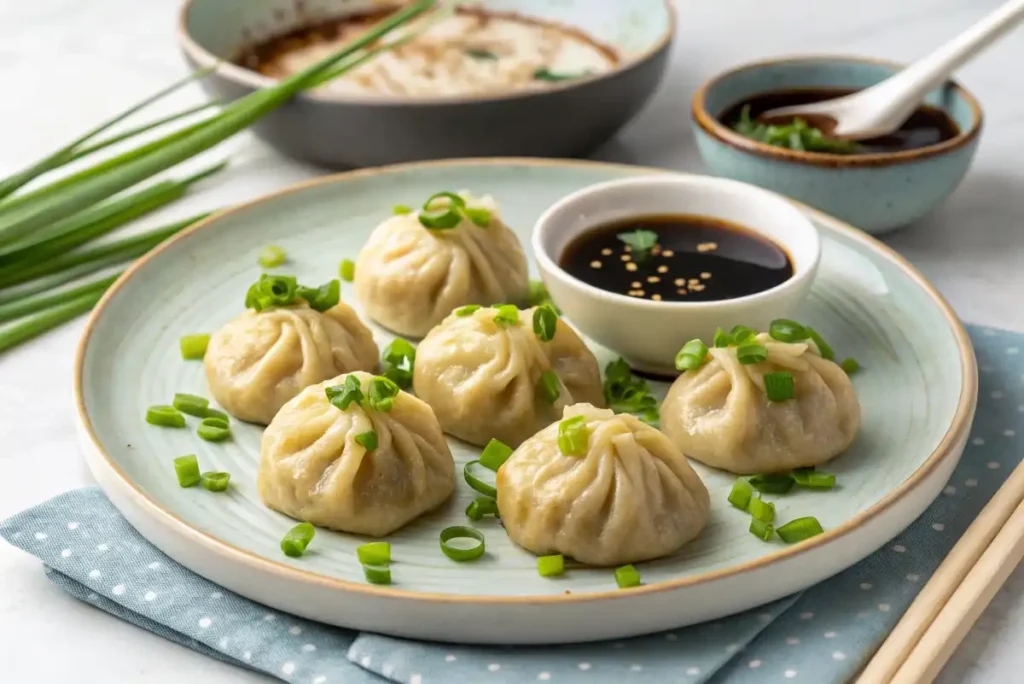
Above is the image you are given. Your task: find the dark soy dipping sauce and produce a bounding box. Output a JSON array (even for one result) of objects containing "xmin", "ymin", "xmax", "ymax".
[
  {"xmin": 721, "ymin": 88, "xmax": 960, "ymax": 153},
  {"xmin": 559, "ymin": 215, "xmax": 793, "ymax": 303}
]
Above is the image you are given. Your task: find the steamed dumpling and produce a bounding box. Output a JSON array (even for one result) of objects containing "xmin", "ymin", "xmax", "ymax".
[
  {"xmin": 413, "ymin": 305, "xmax": 605, "ymax": 447},
  {"xmin": 354, "ymin": 192, "xmax": 529, "ymax": 337},
  {"xmin": 661, "ymin": 332, "xmax": 860, "ymax": 474},
  {"xmin": 497, "ymin": 404, "xmax": 711, "ymax": 566},
  {"xmin": 205, "ymin": 302, "xmax": 379, "ymax": 425},
  {"xmin": 258, "ymin": 372, "xmax": 455, "ymax": 536}
]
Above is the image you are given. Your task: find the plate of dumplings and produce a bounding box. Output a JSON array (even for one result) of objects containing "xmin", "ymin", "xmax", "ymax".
[{"xmin": 75, "ymin": 159, "xmax": 977, "ymax": 644}]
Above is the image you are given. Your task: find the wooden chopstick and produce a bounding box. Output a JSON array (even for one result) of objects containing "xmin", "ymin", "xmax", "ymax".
[
  {"xmin": 857, "ymin": 457, "xmax": 1024, "ymax": 684},
  {"xmin": 892, "ymin": 495, "xmax": 1024, "ymax": 683}
]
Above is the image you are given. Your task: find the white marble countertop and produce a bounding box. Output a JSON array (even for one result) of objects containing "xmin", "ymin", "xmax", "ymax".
[{"xmin": 1, "ymin": 0, "xmax": 1023, "ymax": 681}]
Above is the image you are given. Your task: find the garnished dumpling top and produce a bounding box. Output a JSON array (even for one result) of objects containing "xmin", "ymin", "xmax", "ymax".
[
  {"xmin": 258, "ymin": 371, "xmax": 455, "ymax": 537},
  {"xmin": 204, "ymin": 275, "xmax": 379, "ymax": 425},
  {"xmin": 497, "ymin": 403, "xmax": 711, "ymax": 566},
  {"xmin": 413, "ymin": 303, "xmax": 604, "ymax": 448},
  {"xmin": 661, "ymin": 322, "xmax": 861, "ymax": 475},
  {"xmin": 354, "ymin": 191, "xmax": 529, "ymax": 337}
]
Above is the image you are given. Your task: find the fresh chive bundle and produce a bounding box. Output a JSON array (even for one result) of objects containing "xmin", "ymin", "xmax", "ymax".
[{"xmin": 0, "ymin": 0, "xmax": 436, "ymax": 355}]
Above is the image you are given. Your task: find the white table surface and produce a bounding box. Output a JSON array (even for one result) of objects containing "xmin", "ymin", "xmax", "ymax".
[{"xmin": 2, "ymin": 0, "xmax": 1023, "ymax": 681}]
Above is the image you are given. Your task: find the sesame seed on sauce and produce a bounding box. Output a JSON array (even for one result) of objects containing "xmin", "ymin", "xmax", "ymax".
[{"xmin": 556, "ymin": 216, "xmax": 793, "ymax": 303}]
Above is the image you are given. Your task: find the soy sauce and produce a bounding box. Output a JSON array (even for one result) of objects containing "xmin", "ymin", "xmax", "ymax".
[
  {"xmin": 720, "ymin": 88, "xmax": 960, "ymax": 154},
  {"xmin": 559, "ymin": 215, "xmax": 793, "ymax": 303}
]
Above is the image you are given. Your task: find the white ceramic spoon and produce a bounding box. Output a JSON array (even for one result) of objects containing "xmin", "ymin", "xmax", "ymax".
[{"xmin": 760, "ymin": 0, "xmax": 1024, "ymax": 139}]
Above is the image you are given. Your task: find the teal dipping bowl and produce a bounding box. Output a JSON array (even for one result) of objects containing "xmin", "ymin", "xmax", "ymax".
[{"xmin": 691, "ymin": 56, "xmax": 983, "ymax": 235}]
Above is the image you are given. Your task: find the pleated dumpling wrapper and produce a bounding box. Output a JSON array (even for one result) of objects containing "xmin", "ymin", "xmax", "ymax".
[
  {"xmin": 258, "ymin": 371, "xmax": 455, "ymax": 537},
  {"xmin": 205, "ymin": 290, "xmax": 379, "ymax": 425},
  {"xmin": 497, "ymin": 403, "xmax": 711, "ymax": 566},
  {"xmin": 354, "ymin": 191, "xmax": 529, "ymax": 337},
  {"xmin": 413, "ymin": 304, "xmax": 605, "ymax": 448},
  {"xmin": 661, "ymin": 332, "xmax": 860, "ymax": 474}
]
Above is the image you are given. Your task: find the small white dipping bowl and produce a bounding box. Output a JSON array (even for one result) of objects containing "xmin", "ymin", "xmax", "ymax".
[{"xmin": 532, "ymin": 175, "xmax": 821, "ymax": 374}]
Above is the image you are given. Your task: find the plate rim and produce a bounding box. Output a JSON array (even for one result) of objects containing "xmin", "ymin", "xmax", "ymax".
[{"xmin": 74, "ymin": 157, "xmax": 979, "ymax": 605}]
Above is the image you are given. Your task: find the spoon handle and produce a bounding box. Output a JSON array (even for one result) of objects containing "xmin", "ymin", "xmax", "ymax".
[{"xmin": 873, "ymin": 0, "xmax": 1024, "ymax": 107}]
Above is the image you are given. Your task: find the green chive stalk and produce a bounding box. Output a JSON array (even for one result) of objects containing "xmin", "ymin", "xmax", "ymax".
[
  {"xmin": 0, "ymin": 289, "xmax": 107, "ymax": 353},
  {"xmin": 0, "ymin": 0, "xmax": 436, "ymax": 247},
  {"xmin": 0, "ymin": 273, "xmax": 120, "ymax": 325}
]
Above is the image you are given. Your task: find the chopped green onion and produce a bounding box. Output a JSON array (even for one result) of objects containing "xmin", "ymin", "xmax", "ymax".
[
  {"xmin": 200, "ymin": 471, "xmax": 231, "ymax": 492},
  {"xmin": 764, "ymin": 371, "xmax": 795, "ymax": 402},
  {"xmin": 675, "ymin": 339, "xmax": 709, "ymax": 371},
  {"xmin": 776, "ymin": 517, "xmax": 825, "ymax": 543},
  {"xmin": 730, "ymin": 325, "xmax": 756, "ymax": 344},
  {"xmin": 463, "ymin": 460, "xmax": 497, "ymax": 498},
  {"xmin": 244, "ymin": 273, "xmax": 298, "ymax": 311},
  {"xmin": 281, "ymin": 522, "xmax": 316, "ymax": 558},
  {"xmin": 439, "ymin": 525, "xmax": 486, "ymax": 562},
  {"xmin": 464, "ymin": 207, "xmax": 491, "ymax": 227},
  {"xmin": 732, "ymin": 106, "xmax": 862, "ymax": 154},
  {"xmin": 339, "ymin": 258, "xmax": 356, "ymax": 282},
  {"xmin": 792, "ymin": 468, "xmax": 836, "ymax": 490},
  {"xmin": 603, "ymin": 357, "xmax": 660, "ymax": 426},
  {"xmin": 146, "ymin": 405, "xmax": 185, "ymax": 428},
  {"xmin": 355, "ymin": 430, "xmax": 378, "ymax": 450},
  {"xmin": 713, "ymin": 328, "xmax": 733, "ymax": 347},
  {"xmin": 258, "ymin": 244, "xmax": 286, "ymax": 268},
  {"xmin": 465, "ymin": 496, "xmax": 499, "ymax": 520},
  {"xmin": 749, "ymin": 473, "xmax": 795, "ymax": 495},
  {"xmin": 367, "ymin": 376, "xmax": 400, "ymax": 412},
  {"xmin": 557, "ymin": 415, "xmax": 589, "ymax": 456},
  {"xmin": 533, "ymin": 67, "xmax": 588, "ymax": 82},
  {"xmin": 533, "ymin": 304, "xmax": 558, "ymax": 342},
  {"xmin": 382, "ymin": 338, "xmax": 416, "ymax": 389},
  {"xmin": 537, "ymin": 370, "xmax": 561, "ymax": 404},
  {"xmin": 179, "ymin": 334, "xmax": 210, "ymax": 360},
  {"xmin": 479, "ymin": 438, "xmax": 514, "ymax": 472},
  {"xmin": 728, "ymin": 479, "xmax": 753, "ymax": 510},
  {"xmin": 197, "ymin": 416, "xmax": 231, "ymax": 442},
  {"xmin": 362, "ymin": 563, "xmax": 392, "ymax": 585},
  {"xmin": 749, "ymin": 518, "xmax": 775, "ymax": 541},
  {"xmin": 357, "ymin": 542, "xmax": 391, "ymax": 565},
  {"xmin": 527, "ymin": 279, "xmax": 559, "ymax": 312},
  {"xmin": 736, "ymin": 343, "xmax": 768, "ymax": 365},
  {"xmin": 202, "ymin": 408, "xmax": 229, "ymax": 421},
  {"xmin": 614, "ymin": 564, "xmax": 641, "ymax": 588},
  {"xmin": 393, "ymin": 204, "xmax": 413, "ymax": 215},
  {"xmin": 465, "ymin": 48, "xmax": 498, "ymax": 60},
  {"xmin": 748, "ymin": 496, "xmax": 775, "ymax": 523},
  {"xmin": 537, "ymin": 554, "xmax": 565, "ymax": 577},
  {"xmin": 326, "ymin": 375, "xmax": 364, "ymax": 411},
  {"xmin": 424, "ymin": 191, "xmax": 466, "ymax": 209},
  {"xmin": 805, "ymin": 327, "xmax": 834, "ymax": 360},
  {"xmin": 418, "ymin": 208, "xmax": 462, "ymax": 230},
  {"xmin": 493, "ymin": 304, "xmax": 519, "ymax": 327},
  {"xmin": 172, "ymin": 392, "xmax": 209, "ymax": 417},
  {"xmin": 616, "ymin": 229, "xmax": 657, "ymax": 260},
  {"xmin": 296, "ymin": 279, "xmax": 340, "ymax": 312},
  {"xmin": 841, "ymin": 357, "xmax": 860, "ymax": 375},
  {"xmin": 174, "ymin": 454, "xmax": 201, "ymax": 488},
  {"xmin": 454, "ymin": 304, "xmax": 481, "ymax": 317},
  {"xmin": 768, "ymin": 319, "xmax": 808, "ymax": 343}
]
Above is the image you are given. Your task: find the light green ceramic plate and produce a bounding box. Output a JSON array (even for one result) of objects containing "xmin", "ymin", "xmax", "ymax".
[{"xmin": 76, "ymin": 159, "xmax": 977, "ymax": 644}]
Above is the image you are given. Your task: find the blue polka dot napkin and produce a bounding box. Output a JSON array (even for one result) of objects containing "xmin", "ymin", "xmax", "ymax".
[{"xmin": 2, "ymin": 324, "xmax": 1022, "ymax": 684}]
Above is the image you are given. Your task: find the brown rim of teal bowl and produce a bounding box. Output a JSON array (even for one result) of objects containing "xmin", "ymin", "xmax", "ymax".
[
  {"xmin": 176, "ymin": 0, "xmax": 677, "ymax": 107},
  {"xmin": 691, "ymin": 55, "xmax": 984, "ymax": 168}
]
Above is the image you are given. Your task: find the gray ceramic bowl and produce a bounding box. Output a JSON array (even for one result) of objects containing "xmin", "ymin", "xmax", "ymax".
[
  {"xmin": 691, "ymin": 56, "xmax": 983, "ymax": 235},
  {"xmin": 178, "ymin": 0, "xmax": 674, "ymax": 169}
]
